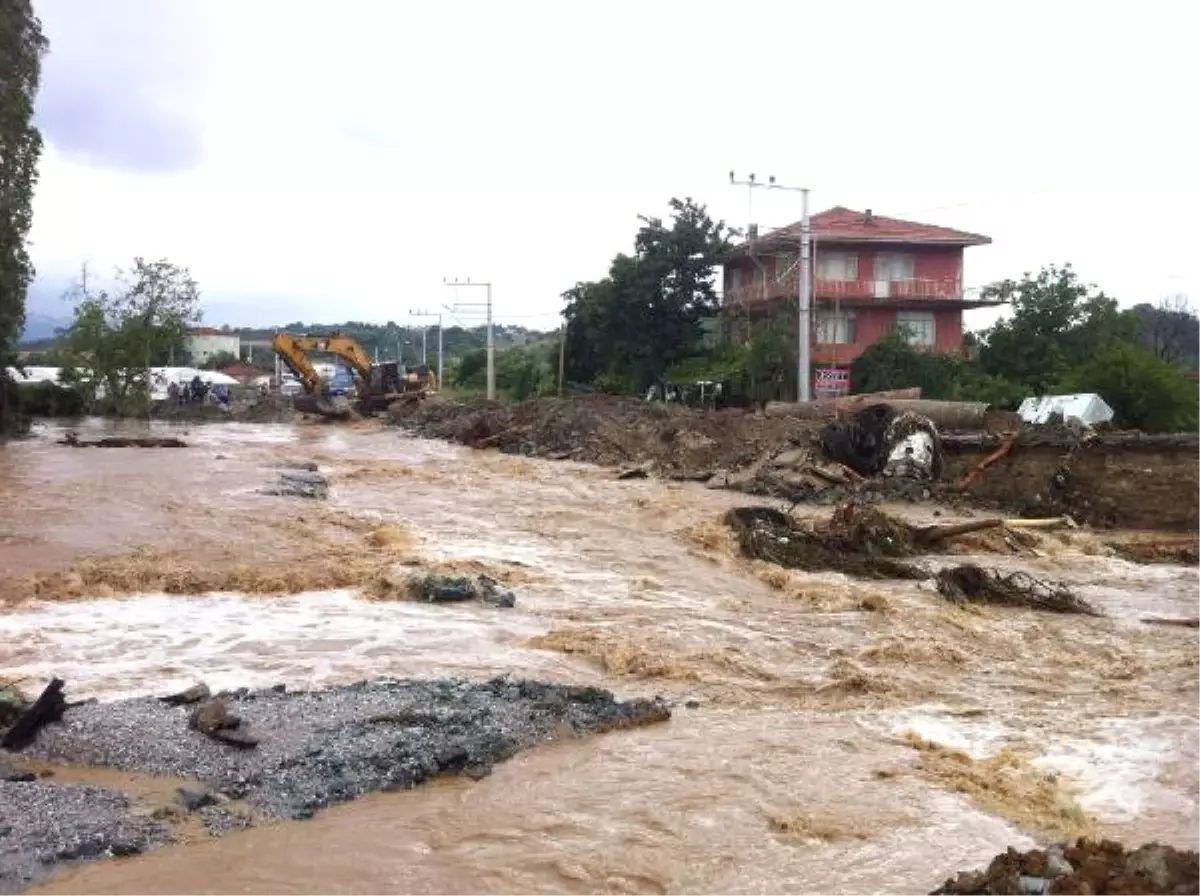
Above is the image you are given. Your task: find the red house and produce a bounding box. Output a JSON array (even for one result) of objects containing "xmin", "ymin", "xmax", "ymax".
[{"xmin": 721, "ymin": 206, "xmax": 1001, "ymax": 374}]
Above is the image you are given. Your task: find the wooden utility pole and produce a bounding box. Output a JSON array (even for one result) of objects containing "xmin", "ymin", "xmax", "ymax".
[{"xmin": 558, "ymin": 322, "xmax": 566, "ymax": 397}]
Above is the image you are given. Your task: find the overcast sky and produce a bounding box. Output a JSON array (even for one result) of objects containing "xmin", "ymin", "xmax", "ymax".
[{"xmin": 27, "ymin": 0, "xmax": 1196, "ymax": 331}]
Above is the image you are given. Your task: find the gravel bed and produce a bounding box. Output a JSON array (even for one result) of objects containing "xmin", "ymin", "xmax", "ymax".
[
  {"xmin": 1, "ymin": 676, "xmax": 668, "ymax": 891},
  {"xmin": 0, "ymin": 776, "xmax": 170, "ymax": 894}
]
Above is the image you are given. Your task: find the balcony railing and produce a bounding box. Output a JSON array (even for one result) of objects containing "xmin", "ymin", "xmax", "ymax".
[{"xmin": 723, "ymin": 273, "xmax": 965, "ymax": 307}]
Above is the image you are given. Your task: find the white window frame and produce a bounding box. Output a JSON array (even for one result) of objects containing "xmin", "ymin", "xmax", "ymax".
[
  {"xmin": 895, "ymin": 310, "xmax": 936, "ymax": 348},
  {"xmin": 874, "ymin": 252, "xmax": 916, "ymax": 282},
  {"xmin": 817, "ymin": 251, "xmax": 859, "ymax": 282},
  {"xmin": 816, "ymin": 309, "xmax": 856, "ymax": 345}
]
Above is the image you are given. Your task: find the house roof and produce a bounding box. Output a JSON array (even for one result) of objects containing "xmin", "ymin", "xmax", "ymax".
[
  {"xmin": 726, "ymin": 206, "xmax": 992, "ymax": 257},
  {"xmin": 188, "ymin": 327, "xmax": 233, "ymax": 336}
]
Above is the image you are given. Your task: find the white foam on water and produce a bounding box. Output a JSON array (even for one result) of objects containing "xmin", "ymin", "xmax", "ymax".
[
  {"xmin": 0, "ymin": 590, "xmax": 565, "ymax": 702},
  {"xmin": 880, "ymin": 706, "xmax": 1012, "ymax": 759},
  {"xmin": 1034, "ymin": 716, "xmax": 1197, "ymax": 823}
]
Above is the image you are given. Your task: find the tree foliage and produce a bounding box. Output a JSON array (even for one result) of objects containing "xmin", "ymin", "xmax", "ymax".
[
  {"xmin": 563, "ymin": 198, "xmax": 733, "ymax": 390},
  {"xmin": 1059, "ymin": 342, "xmax": 1198, "ymax": 432},
  {"xmin": 852, "ymin": 264, "xmax": 1198, "ymax": 432},
  {"xmin": 979, "ymin": 264, "xmax": 1139, "ymax": 394},
  {"xmin": 0, "ymin": 0, "xmax": 48, "ymax": 433},
  {"xmin": 852, "ymin": 330, "xmax": 1024, "ymax": 407},
  {"xmin": 60, "ymin": 259, "xmax": 201, "ymax": 412}
]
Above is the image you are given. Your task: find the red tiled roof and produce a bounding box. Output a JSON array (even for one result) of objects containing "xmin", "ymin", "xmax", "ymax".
[
  {"xmin": 219, "ymin": 363, "xmax": 259, "ymax": 380},
  {"xmin": 729, "ymin": 206, "xmax": 991, "ymax": 256},
  {"xmin": 188, "ymin": 326, "xmax": 231, "ymax": 336}
]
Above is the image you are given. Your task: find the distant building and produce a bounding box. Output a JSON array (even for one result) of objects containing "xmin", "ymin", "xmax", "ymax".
[
  {"xmin": 721, "ymin": 206, "xmax": 1001, "ymax": 385},
  {"xmin": 187, "ymin": 327, "xmax": 241, "ymax": 364}
]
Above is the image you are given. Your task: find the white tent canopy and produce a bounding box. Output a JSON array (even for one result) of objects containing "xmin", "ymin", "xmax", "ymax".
[{"xmin": 1017, "ymin": 393, "xmax": 1114, "ymax": 426}]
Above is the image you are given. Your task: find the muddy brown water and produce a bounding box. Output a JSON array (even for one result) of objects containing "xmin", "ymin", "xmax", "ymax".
[{"xmin": 2, "ymin": 418, "xmax": 1198, "ymax": 894}]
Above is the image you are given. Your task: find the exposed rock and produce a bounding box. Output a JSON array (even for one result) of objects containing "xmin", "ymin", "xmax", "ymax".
[
  {"xmin": 932, "ymin": 839, "xmax": 1199, "ymax": 895},
  {"xmin": 2, "ymin": 679, "xmax": 68, "ymax": 751},
  {"xmin": 187, "ymin": 698, "xmax": 258, "ymax": 749},
  {"xmin": 175, "ymin": 787, "xmax": 217, "ymax": 811},
  {"xmin": 408, "ymin": 573, "xmax": 516, "ymax": 608},
  {"xmin": 159, "ymin": 683, "xmax": 211, "ymax": 707},
  {"xmin": 260, "ymin": 469, "xmax": 329, "ymax": 500}
]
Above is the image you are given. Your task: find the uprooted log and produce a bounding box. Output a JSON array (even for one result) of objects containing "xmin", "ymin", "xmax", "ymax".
[
  {"xmin": 1, "ymin": 678, "xmax": 68, "ymax": 750},
  {"xmin": 764, "ymin": 389, "xmax": 923, "ymax": 419},
  {"xmin": 934, "ymin": 564, "xmax": 1100, "ymax": 615},
  {"xmin": 1141, "ymin": 616, "xmax": 1200, "ymax": 628},
  {"xmin": 724, "ymin": 504, "xmax": 928, "ymax": 580},
  {"xmin": 59, "ymin": 432, "xmax": 188, "ymax": 448}
]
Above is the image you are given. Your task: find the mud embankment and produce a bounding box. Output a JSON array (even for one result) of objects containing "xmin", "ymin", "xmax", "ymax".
[
  {"xmin": 0, "ymin": 677, "xmax": 669, "ymax": 892},
  {"xmin": 389, "ymin": 396, "xmax": 1200, "ymax": 533}
]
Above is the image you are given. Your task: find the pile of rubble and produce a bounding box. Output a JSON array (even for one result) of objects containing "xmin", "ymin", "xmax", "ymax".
[{"xmin": 932, "ymin": 839, "xmax": 1199, "ymax": 895}]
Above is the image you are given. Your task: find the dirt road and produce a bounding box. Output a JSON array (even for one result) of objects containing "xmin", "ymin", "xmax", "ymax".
[{"xmin": 1, "ymin": 418, "xmax": 1197, "ymax": 894}]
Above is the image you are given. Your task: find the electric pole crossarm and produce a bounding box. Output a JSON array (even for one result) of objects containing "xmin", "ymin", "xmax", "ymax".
[
  {"xmin": 443, "ymin": 278, "xmax": 494, "ymax": 400},
  {"xmin": 728, "ymin": 171, "xmax": 812, "ymax": 402}
]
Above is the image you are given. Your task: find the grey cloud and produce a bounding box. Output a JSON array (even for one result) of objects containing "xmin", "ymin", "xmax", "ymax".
[{"xmin": 33, "ymin": 0, "xmax": 218, "ymax": 173}]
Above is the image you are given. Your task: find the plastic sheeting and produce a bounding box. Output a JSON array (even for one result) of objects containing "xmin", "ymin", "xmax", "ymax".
[{"xmin": 1017, "ymin": 393, "xmax": 1114, "ymax": 426}]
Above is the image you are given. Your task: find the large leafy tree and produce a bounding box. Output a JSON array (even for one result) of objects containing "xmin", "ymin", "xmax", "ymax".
[
  {"xmin": 978, "ymin": 264, "xmax": 1139, "ymax": 393},
  {"xmin": 60, "ymin": 259, "xmax": 202, "ymax": 411},
  {"xmin": 562, "ymin": 198, "xmax": 733, "ymax": 390},
  {"xmin": 0, "ymin": 0, "xmax": 48, "ymax": 432}
]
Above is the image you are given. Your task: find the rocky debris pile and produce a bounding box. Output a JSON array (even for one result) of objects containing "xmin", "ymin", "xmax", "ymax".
[
  {"xmin": 259, "ymin": 461, "xmax": 329, "ymax": 499},
  {"xmin": 406, "ymin": 573, "xmax": 516, "ymax": 608},
  {"xmin": 932, "ymin": 839, "xmax": 1199, "ymax": 895},
  {"xmin": 1, "ymin": 676, "xmax": 669, "ymax": 890},
  {"xmin": 388, "ymin": 394, "xmax": 801, "ymax": 476},
  {"xmin": 935, "ymin": 564, "xmax": 1100, "ymax": 615},
  {"xmin": 58, "ymin": 432, "xmax": 187, "ymax": 449}
]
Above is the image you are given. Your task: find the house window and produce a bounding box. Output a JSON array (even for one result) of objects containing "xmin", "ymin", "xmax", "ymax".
[
  {"xmin": 728, "ymin": 266, "xmax": 742, "ymax": 292},
  {"xmin": 874, "ymin": 252, "xmax": 915, "ymax": 282},
  {"xmin": 775, "ymin": 254, "xmax": 794, "ymax": 281},
  {"xmin": 816, "ymin": 310, "xmax": 856, "ymax": 345},
  {"xmin": 896, "ymin": 310, "xmax": 936, "ymax": 347},
  {"xmin": 817, "ymin": 251, "xmax": 859, "ymax": 281}
]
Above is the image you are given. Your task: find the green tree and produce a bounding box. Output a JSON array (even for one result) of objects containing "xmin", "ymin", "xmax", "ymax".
[
  {"xmin": 852, "ymin": 330, "xmax": 1025, "ymax": 407},
  {"xmin": 562, "ymin": 198, "xmax": 733, "ymax": 390},
  {"xmin": 0, "ymin": 1, "xmax": 48, "ymax": 433},
  {"xmin": 1058, "ymin": 342, "xmax": 1199, "ymax": 433},
  {"xmin": 199, "ymin": 350, "xmax": 240, "ymax": 370},
  {"xmin": 979, "ymin": 264, "xmax": 1139, "ymax": 393},
  {"xmin": 60, "ymin": 259, "xmax": 202, "ymax": 412}
]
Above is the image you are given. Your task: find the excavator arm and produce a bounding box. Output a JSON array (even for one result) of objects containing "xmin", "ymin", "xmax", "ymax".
[{"xmin": 270, "ymin": 332, "xmax": 325, "ymax": 393}]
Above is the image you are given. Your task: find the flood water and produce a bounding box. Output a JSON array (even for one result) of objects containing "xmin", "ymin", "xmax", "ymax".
[{"xmin": 2, "ymin": 418, "xmax": 1197, "ymax": 894}]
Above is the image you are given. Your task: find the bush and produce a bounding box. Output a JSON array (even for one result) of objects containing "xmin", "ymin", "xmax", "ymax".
[
  {"xmin": 15, "ymin": 380, "xmax": 87, "ymax": 417},
  {"xmin": 1058, "ymin": 342, "xmax": 1199, "ymax": 432}
]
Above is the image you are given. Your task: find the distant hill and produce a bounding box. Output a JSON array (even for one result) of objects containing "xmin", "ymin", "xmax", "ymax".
[{"xmin": 19, "ymin": 313, "xmax": 71, "ymax": 344}]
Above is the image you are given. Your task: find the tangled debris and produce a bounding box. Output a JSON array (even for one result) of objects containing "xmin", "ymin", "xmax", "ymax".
[
  {"xmin": 58, "ymin": 432, "xmax": 187, "ymax": 449},
  {"xmin": 935, "ymin": 564, "xmax": 1100, "ymax": 616},
  {"xmin": 932, "ymin": 839, "xmax": 1199, "ymax": 895},
  {"xmin": 724, "ymin": 504, "xmax": 927, "ymax": 580}
]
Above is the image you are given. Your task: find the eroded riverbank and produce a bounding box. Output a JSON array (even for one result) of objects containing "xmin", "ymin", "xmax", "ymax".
[{"xmin": 1, "ymin": 418, "xmax": 1197, "ymax": 894}]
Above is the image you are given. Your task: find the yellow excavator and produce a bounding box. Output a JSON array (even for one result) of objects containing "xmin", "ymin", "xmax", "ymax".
[{"xmin": 271, "ymin": 331, "xmax": 437, "ymax": 418}]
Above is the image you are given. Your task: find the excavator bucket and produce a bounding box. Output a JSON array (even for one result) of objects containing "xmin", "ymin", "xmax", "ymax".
[{"xmin": 294, "ymin": 393, "xmax": 355, "ymax": 419}]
